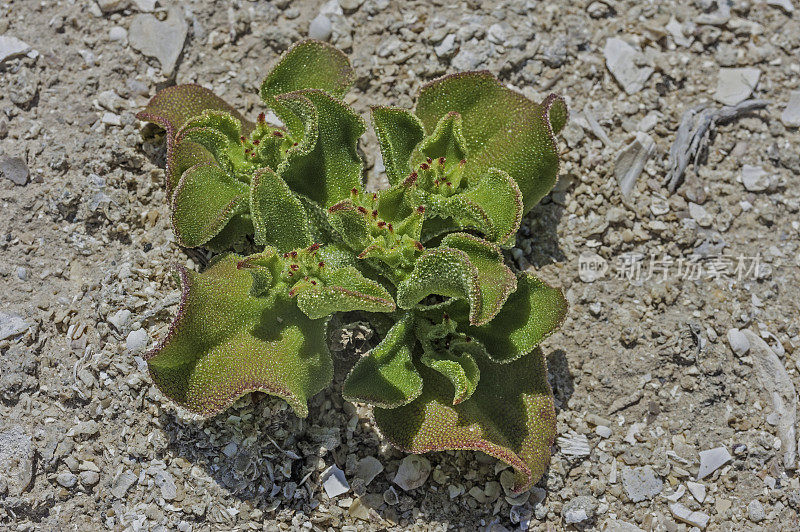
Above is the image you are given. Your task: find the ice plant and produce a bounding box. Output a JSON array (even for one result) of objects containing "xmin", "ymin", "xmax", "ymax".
[{"xmin": 137, "ymin": 40, "xmax": 569, "ymax": 492}]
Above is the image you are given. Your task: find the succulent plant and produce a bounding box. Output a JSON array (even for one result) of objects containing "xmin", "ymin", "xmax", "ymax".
[{"xmin": 138, "ymin": 40, "xmax": 568, "ymax": 492}]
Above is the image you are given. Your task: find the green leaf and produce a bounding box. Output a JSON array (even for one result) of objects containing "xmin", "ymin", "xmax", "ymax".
[
  {"xmin": 417, "ymin": 110, "xmax": 468, "ymax": 165},
  {"xmin": 145, "ymin": 254, "xmax": 332, "ymax": 418},
  {"xmin": 137, "ymin": 84, "xmax": 255, "ymax": 195},
  {"xmin": 543, "ymin": 93, "xmax": 568, "ymax": 136},
  {"xmin": 460, "ymin": 272, "xmax": 568, "ymax": 363},
  {"xmin": 440, "ymin": 233, "xmax": 516, "ymax": 325},
  {"xmin": 327, "ymin": 201, "xmax": 371, "ymax": 251},
  {"xmin": 164, "ymin": 139, "xmax": 217, "ymax": 197},
  {"xmin": 342, "ymin": 312, "xmax": 423, "ymax": 408},
  {"xmin": 396, "ymin": 234, "xmax": 515, "ymax": 326},
  {"xmin": 295, "ymin": 266, "xmax": 395, "ymax": 319},
  {"xmin": 275, "ymin": 90, "xmax": 365, "ymax": 207},
  {"xmin": 260, "ymin": 40, "xmax": 355, "ymax": 135},
  {"xmin": 415, "ymin": 71, "xmax": 563, "ymax": 211},
  {"xmin": 442, "ymin": 168, "xmax": 523, "ymax": 246},
  {"xmin": 374, "ymin": 347, "xmax": 556, "ymax": 493},
  {"xmin": 170, "ymin": 162, "xmax": 250, "ymax": 248},
  {"xmin": 250, "ymin": 167, "xmax": 313, "ymax": 251},
  {"xmin": 371, "ymin": 106, "xmax": 424, "ymax": 184},
  {"xmin": 420, "ymin": 349, "xmax": 479, "ymax": 406},
  {"xmin": 395, "ymin": 246, "xmax": 478, "ymax": 314}
]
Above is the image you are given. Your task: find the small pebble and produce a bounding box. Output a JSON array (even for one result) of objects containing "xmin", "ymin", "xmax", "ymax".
[
  {"xmin": 109, "ymin": 26, "xmax": 128, "ymax": 42},
  {"xmin": 727, "ymin": 328, "xmax": 750, "ymax": 356},
  {"xmin": 308, "ymin": 14, "xmax": 332, "ymax": 41},
  {"xmin": 80, "ymin": 471, "xmax": 100, "ymax": 487},
  {"xmin": 321, "ymin": 465, "xmax": 349, "ymax": 498},
  {"xmin": 393, "ymin": 455, "xmax": 431, "ymax": 491},
  {"xmin": 595, "ymin": 425, "xmax": 612, "ymax": 438},
  {"xmin": 747, "ymin": 499, "xmax": 765, "ymax": 523},
  {"xmin": 126, "ymin": 328, "xmax": 149, "ymax": 354},
  {"xmin": 56, "ymin": 472, "xmax": 78, "ymax": 489},
  {"xmin": 0, "ymin": 156, "xmax": 29, "ymax": 186},
  {"xmin": 697, "ymin": 446, "xmax": 732, "ymax": 480}
]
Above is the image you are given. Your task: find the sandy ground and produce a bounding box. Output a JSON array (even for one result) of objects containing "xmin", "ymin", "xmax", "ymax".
[{"xmin": 1, "ymin": 0, "xmax": 799, "ymax": 530}]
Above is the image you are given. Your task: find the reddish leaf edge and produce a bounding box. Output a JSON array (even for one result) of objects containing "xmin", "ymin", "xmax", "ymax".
[
  {"xmin": 143, "ymin": 260, "xmax": 324, "ymax": 418},
  {"xmin": 373, "ymin": 361, "xmax": 556, "ymax": 493}
]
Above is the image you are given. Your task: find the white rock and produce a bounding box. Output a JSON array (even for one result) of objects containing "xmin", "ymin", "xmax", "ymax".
[
  {"xmin": 727, "ymin": 328, "xmax": 750, "ymax": 356},
  {"xmin": 80, "ymin": 470, "xmax": 100, "ymax": 486},
  {"xmin": 321, "ymin": 465, "xmax": 350, "ymax": 497},
  {"xmin": 487, "ymin": 23, "xmax": 507, "ymax": 45},
  {"xmin": 109, "ymin": 26, "xmax": 128, "ymax": 42},
  {"xmin": 154, "ymin": 470, "xmax": 177, "ymax": 500},
  {"xmin": 0, "ymin": 312, "xmax": 30, "ymax": 340},
  {"xmin": 741, "ymin": 164, "xmax": 770, "ymax": 192},
  {"xmin": 781, "ymin": 90, "xmax": 800, "ymax": 128},
  {"xmin": 558, "ymin": 431, "xmax": 590, "ymax": 457},
  {"xmin": 686, "ymin": 481, "xmax": 706, "ymax": 503},
  {"xmin": 354, "ymin": 456, "xmax": 383, "ymax": 486},
  {"xmin": 126, "ymin": 328, "xmax": 149, "ymax": 354},
  {"xmin": 0, "ymin": 426, "xmax": 34, "ymax": 496},
  {"xmin": 129, "ymin": 6, "xmax": 188, "ymax": 76},
  {"xmin": 697, "ymin": 446, "xmax": 732, "ymax": 480},
  {"xmin": 111, "ymin": 470, "xmax": 137, "ymax": 498},
  {"xmin": 670, "ymin": 502, "xmax": 710, "ymax": 529},
  {"xmin": 714, "ymin": 68, "xmax": 760, "ymax": 106},
  {"xmin": 434, "ymin": 34, "xmax": 456, "ymax": 58},
  {"xmin": 595, "ymin": 425, "xmax": 612, "ymax": 438},
  {"xmin": 98, "ymin": 90, "xmax": 125, "ymax": 112},
  {"xmin": 663, "ymin": 484, "xmax": 685, "ymax": 502},
  {"xmin": 108, "ymin": 309, "xmax": 131, "ymax": 332},
  {"xmin": 666, "ymin": 17, "xmax": 692, "ymax": 47},
  {"xmin": 98, "ymin": 0, "xmax": 128, "ymax": 12},
  {"xmin": 614, "ymin": 132, "xmax": 655, "ymax": 196},
  {"xmin": 101, "ymin": 112, "xmax": 122, "ymax": 126},
  {"xmin": 132, "ymin": 0, "xmax": 156, "ymax": 11},
  {"xmin": 747, "ymin": 499, "xmax": 765, "ymax": 522},
  {"xmin": 621, "ymin": 466, "xmax": 663, "ymax": 503},
  {"xmin": 57, "ymin": 472, "xmax": 78, "ymax": 488},
  {"xmin": 766, "ymin": 0, "xmax": 794, "ymax": 13},
  {"xmin": 688, "ymin": 202, "xmax": 712, "ymax": 227},
  {"xmin": 603, "ymin": 37, "xmax": 654, "ymax": 95},
  {"xmin": 308, "ymin": 14, "xmax": 332, "ymax": 41},
  {"xmin": 0, "ymin": 35, "xmax": 32, "ymax": 65},
  {"xmin": 602, "ymin": 518, "xmax": 646, "ymax": 532},
  {"xmin": 393, "ymin": 455, "xmax": 431, "ymax": 491},
  {"xmin": 338, "ymin": 0, "xmax": 364, "ymax": 10},
  {"xmin": 638, "ymin": 110, "xmax": 661, "ymax": 132}
]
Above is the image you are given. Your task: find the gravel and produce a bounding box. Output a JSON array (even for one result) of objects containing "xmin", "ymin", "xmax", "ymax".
[{"xmin": 1, "ymin": 0, "xmax": 799, "ymax": 529}]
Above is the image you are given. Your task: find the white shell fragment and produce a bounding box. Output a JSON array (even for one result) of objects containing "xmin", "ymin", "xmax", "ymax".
[
  {"xmin": 393, "ymin": 455, "xmax": 431, "ymax": 491},
  {"xmin": 697, "ymin": 446, "xmax": 732, "ymax": 480},
  {"xmin": 321, "ymin": 465, "xmax": 350, "ymax": 498},
  {"xmin": 781, "ymin": 90, "xmax": 800, "ymax": 128},
  {"xmin": 354, "ymin": 456, "xmax": 384, "ymax": 487},
  {"xmin": 741, "ymin": 165, "xmax": 770, "ymax": 192},
  {"xmin": 742, "ymin": 329, "xmax": 798, "ymax": 470},
  {"xmin": 687, "ymin": 481, "xmax": 707, "ymax": 503},
  {"xmin": 558, "ymin": 431, "xmax": 591, "ymax": 458},
  {"xmin": 614, "ymin": 132, "xmax": 655, "ymax": 197},
  {"xmin": 604, "ymin": 38, "xmax": 654, "ymax": 95},
  {"xmin": 714, "ymin": 68, "xmax": 761, "ymax": 106},
  {"xmin": 670, "ymin": 502, "xmax": 710, "ymax": 529},
  {"xmin": 727, "ymin": 328, "xmax": 750, "ymax": 356}
]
